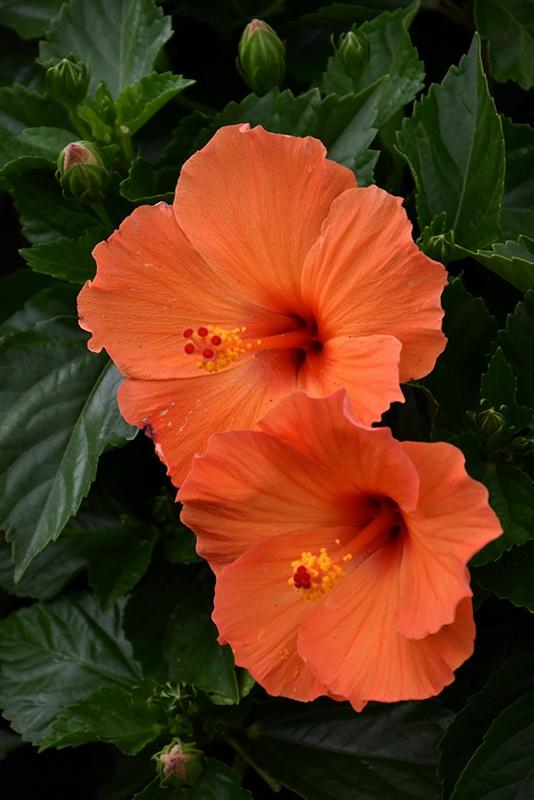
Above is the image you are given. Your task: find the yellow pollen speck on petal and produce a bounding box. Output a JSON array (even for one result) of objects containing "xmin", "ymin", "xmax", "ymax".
[
  {"xmin": 289, "ymin": 547, "xmax": 346, "ymax": 601},
  {"xmin": 279, "ymin": 648, "xmax": 291, "ymax": 661}
]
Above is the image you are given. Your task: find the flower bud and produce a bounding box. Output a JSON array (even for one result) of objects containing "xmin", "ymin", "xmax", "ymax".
[
  {"xmin": 336, "ymin": 30, "xmax": 369, "ymax": 80},
  {"xmin": 237, "ymin": 19, "xmax": 285, "ymax": 95},
  {"xmin": 476, "ymin": 409, "xmax": 506, "ymax": 440},
  {"xmin": 154, "ymin": 740, "xmax": 204, "ymax": 789},
  {"xmin": 45, "ymin": 56, "xmax": 89, "ymax": 108},
  {"xmin": 56, "ymin": 141, "xmax": 109, "ymax": 202}
]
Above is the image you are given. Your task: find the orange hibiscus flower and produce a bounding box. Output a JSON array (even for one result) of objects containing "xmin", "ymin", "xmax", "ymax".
[
  {"xmin": 179, "ymin": 392, "xmax": 502, "ymax": 709},
  {"xmin": 78, "ymin": 124, "xmax": 446, "ymax": 486}
]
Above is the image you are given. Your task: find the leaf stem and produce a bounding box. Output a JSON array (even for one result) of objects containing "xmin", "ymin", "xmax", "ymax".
[
  {"xmin": 68, "ymin": 108, "xmax": 91, "ymax": 140},
  {"xmin": 91, "ymin": 202, "xmax": 115, "ymax": 231},
  {"xmin": 226, "ymin": 735, "xmax": 281, "ymax": 793},
  {"xmin": 435, "ymin": 0, "xmax": 473, "ymax": 29},
  {"xmin": 173, "ymin": 94, "xmax": 216, "ymax": 115}
]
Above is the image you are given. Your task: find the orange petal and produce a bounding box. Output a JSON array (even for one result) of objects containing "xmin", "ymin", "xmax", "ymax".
[
  {"xmin": 179, "ymin": 425, "xmax": 368, "ymax": 574},
  {"xmin": 213, "ymin": 531, "xmax": 336, "ymax": 702},
  {"xmin": 395, "ymin": 441, "xmax": 503, "ymax": 638},
  {"xmin": 298, "ymin": 540, "xmax": 475, "ymax": 710},
  {"xmin": 78, "ymin": 203, "xmax": 292, "ymax": 380},
  {"xmin": 119, "ymin": 351, "xmax": 296, "ymax": 488},
  {"xmin": 301, "ymin": 185, "xmax": 447, "ymax": 382},
  {"xmin": 258, "ymin": 391, "xmax": 420, "ymax": 513},
  {"xmin": 174, "ymin": 124, "xmax": 355, "ymax": 313},
  {"xmin": 297, "ymin": 334, "xmax": 403, "ymax": 425}
]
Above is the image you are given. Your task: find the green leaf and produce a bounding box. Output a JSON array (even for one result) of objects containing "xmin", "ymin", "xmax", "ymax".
[
  {"xmin": 0, "ymin": 287, "xmax": 135, "ymax": 580},
  {"xmin": 40, "ymin": 0, "xmax": 173, "ymax": 98},
  {"xmin": 0, "ymin": 593, "xmax": 142, "ymax": 743},
  {"xmin": 134, "ymin": 759, "xmax": 252, "ymax": 800},
  {"xmin": 475, "ymin": 0, "xmax": 534, "ymax": 90},
  {"xmin": 9, "ymin": 171, "xmax": 97, "ymax": 243},
  {"xmin": 119, "ymin": 112, "xmax": 207, "ymax": 203},
  {"xmin": 0, "ymin": 538, "xmax": 86, "ymax": 600},
  {"xmin": 0, "ymin": 126, "xmax": 74, "ymax": 178},
  {"xmin": 0, "ymin": 84, "xmax": 67, "ymax": 134},
  {"xmin": 0, "ymin": 270, "xmax": 52, "ymax": 327},
  {"xmin": 439, "ymin": 653, "xmax": 534, "ymax": 798},
  {"xmin": 20, "ymin": 227, "xmax": 105, "ymax": 284},
  {"xmin": 247, "ymin": 699, "xmax": 450, "ymax": 800},
  {"xmin": 476, "ymin": 540, "xmax": 534, "ymax": 611},
  {"xmin": 43, "ymin": 685, "xmax": 162, "ymax": 754},
  {"xmin": 205, "ymin": 85, "xmax": 382, "ymax": 184},
  {"xmin": 119, "ymin": 157, "xmax": 175, "ymax": 204},
  {"xmin": 115, "ymin": 72, "xmax": 195, "ymax": 136},
  {"xmin": 501, "ymin": 117, "xmax": 534, "ymax": 240},
  {"xmin": 124, "ymin": 564, "xmax": 239, "ymax": 703},
  {"xmin": 499, "ymin": 293, "xmax": 534, "ymax": 407},
  {"xmin": 465, "ymin": 236, "xmax": 534, "ymax": 292},
  {"xmin": 479, "ymin": 347, "xmax": 531, "ymax": 430},
  {"xmin": 0, "ymin": 283, "xmax": 76, "ymax": 337},
  {"xmin": 450, "ymin": 693, "xmax": 534, "ymax": 800},
  {"xmin": 0, "ymin": 0, "xmax": 65, "ymax": 39},
  {"xmin": 425, "ymin": 278, "xmax": 497, "ymax": 427},
  {"xmin": 83, "ymin": 523, "xmax": 155, "ymax": 611},
  {"xmin": 152, "ymin": 489, "xmax": 200, "ymax": 564},
  {"xmin": 161, "ymin": 523, "xmax": 200, "ymax": 564},
  {"xmin": 471, "ymin": 463, "xmax": 534, "ymax": 565},
  {"xmin": 184, "ymin": 758, "xmax": 253, "ymax": 800},
  {"xmin": 397, "ymin": 35, "xmax": 505, "ymax": 250},
  {"xmin": 322, "ymin": 3, "xmax": 424, "ymax": 127},
  {"xmin": 295, "ymin": 2, "xmax": 410, "ymax": 30}
]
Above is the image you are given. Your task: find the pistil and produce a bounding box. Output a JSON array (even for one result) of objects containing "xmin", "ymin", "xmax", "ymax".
[{"xmin": 182, "ymin": 321, "xmax": 317, "ymax": 373}]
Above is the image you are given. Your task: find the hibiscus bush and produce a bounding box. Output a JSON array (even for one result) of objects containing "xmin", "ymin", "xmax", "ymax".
[{"xmin": 1, "ymin": 0, "xmax": 534, "ymax": 797}]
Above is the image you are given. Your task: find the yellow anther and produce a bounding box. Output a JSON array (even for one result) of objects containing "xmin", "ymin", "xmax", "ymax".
[
  {"xmin": 184, "ymin": 325, "xmax": 250, "ymax": 373},
  {"xmin": 289, "ymin": 547, "xmax": 347, "ymax": 601}
]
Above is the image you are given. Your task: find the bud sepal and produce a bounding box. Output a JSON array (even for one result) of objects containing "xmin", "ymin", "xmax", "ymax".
[
  {"xmin": 45, "ymin": 55, "xmax": 90, "ymax": 109},
  {"xmin": 56, "ymin": 141, "xmax": 110, "ymax": 202},
  {"xmin": 334, "ymin": 29, "xmax": 369, "ymax": 80},
  {"xmin": 237, "ymin": 19, "xmax": 285, "ymax": 95},
  {"xmin": 154, "ymin": 739, "xmax": 205, "ymax": 789}
]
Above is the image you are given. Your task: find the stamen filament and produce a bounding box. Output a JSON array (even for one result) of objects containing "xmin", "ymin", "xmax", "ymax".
[
  {"xmin": 253, "ymin": 326, "xmax": 315, "ymax": 353},
  {"xmin": 339, "ymin": 502, "xmax": 402, "ymax": 565}
]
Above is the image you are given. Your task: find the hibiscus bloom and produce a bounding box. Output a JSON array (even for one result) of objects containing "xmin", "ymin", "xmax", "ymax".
[
  {"xmin": 179, "ymin": 392, "xmax": 502, "ymax": 709},
  {"xmin": 78, "ymin": 124, "xmax": 446, "ymax": 486}
]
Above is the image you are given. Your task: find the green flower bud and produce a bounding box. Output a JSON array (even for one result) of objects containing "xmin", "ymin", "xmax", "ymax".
[
  {"xmin": 56, "ymin": 141, "xmax": 109, "ymax": 202},
  {"xmin": 154, "ymin": 740, "xmax": 204, "ymax": 789},
  {"xmin": 45, "ymin": 56, "xmax": 89, "ymax": 108},
  {"xmin": 476, "ymin": 409, "xmax": 506, "ymax": 440},
  {"xmin": 336, "ymin": 30, "xmax": 369, "ymax": 80},
  {"xmin": 237, "ymin": 19, "xmax": 285, "ymax": 95}
]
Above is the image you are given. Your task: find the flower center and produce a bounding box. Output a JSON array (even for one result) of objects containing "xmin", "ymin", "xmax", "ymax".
[
  {"xmin": 289, "ymin": 547, "xmax": 352, "ymax": 601},
  {"xmin": 289, "ymin": 501, "xmax": 404, "ymax": 601},
  {"xmin": 182, "ymin": 321, "xmax": 318, "ymax": 373}
]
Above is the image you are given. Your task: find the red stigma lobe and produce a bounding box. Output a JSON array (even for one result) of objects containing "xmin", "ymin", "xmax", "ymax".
[
  {"xmin": 202, "ymin": 347, "xmax": 214, "ymax": 359},
  {"xmin": 197, "ymin": 326, "xmax": 209, "ymax": 337},
  {"xmin": 183, "ymin": 328, "xmax": 194, "ymax": 338},
  {"xmin": 184, "ymin": 342, "xmax": 195, "ymax": 354},
  {"xmin": 293, "ymin": 565, "xmax": 311, "ymax": 589}
]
